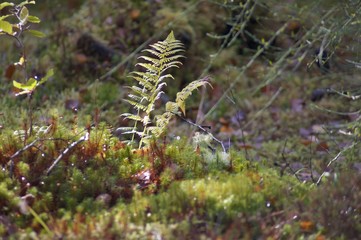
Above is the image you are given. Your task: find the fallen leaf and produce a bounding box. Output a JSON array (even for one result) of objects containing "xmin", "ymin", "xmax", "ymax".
[
  {"xmin": 299, "ymin": 221, "xmax": 314, "ymax": 232},
  {"xmin": 239, "ymin": 143, "xmax": 254, "ymax": 150},
  {"xmin": 316, "ymin": 141, "xmax": 329, "ymax": 152},
  {"xmin": 315, "ymin": 234, "xmax": 326, "ymax": 240}
]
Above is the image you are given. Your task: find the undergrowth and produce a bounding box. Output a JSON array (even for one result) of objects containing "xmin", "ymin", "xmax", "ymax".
[{"xmin": 1, "ymin": 0, "xmax": 361, "ymax": 239}]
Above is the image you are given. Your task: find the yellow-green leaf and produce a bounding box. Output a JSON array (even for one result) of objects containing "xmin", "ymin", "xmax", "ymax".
[
  {"xmin": 18, "ymin": 1, "xmax": 35, "ymax": 8},
  {"xmin": 0, "ymin": 20, "xmax": 13, "ymax": 34},
  {"xmin": 0, "ymin": 2, "xmax": 14, "ymax": 11},
  {"xmin": 27, "ymin": 15, "xmax": 40, "ymax": 23},
  {"xmin": 38, "ymin": 68, "xmax": 54, "ymax": 84},
  {"xmin": 0, "ymin": 14, "xmax": 13, "ymax": 21},
  {"xmin": 27, "ymin": 29, "xmax": 45, "ymax": 38},
  {"xmin": 14, "ymin": 56, "xmax": 25, "ymax": 66},
  {"xmin": 19, "ymin": 6, "xmax": 29, "ymax": 24},
  {"xmin": 13, "ymin": 78, "xmax": 37, "ymax": 91},
  {"xmin": 178, "ymin": 102, "xmax": 186, "ymax": 115}
]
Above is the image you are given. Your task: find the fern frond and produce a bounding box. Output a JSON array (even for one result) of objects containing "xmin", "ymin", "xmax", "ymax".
[
  {"xmin": 130, "ymin": 74, "xmax": 155, "ymax": 89},
  {"xmin": 163, "ymin": 49, "xmax": 185, "ymax": 57},
  {"xmin": 161, "ymin": 54, "xmax": 185, "ymax": 62},
  {"xmin": 116, "ymin": 127, "xmax": 135, "ymax": 132},
  {"xmin": 129, "ymin": 86, "xmax": 151, "ymax": 100},
  {"xmin": 121, "ymin": 113, "xmax": 143, "ymax": 122},
  {"xmin": 176, "ymin": 77, "xmax": 212, "ymax": 115},
  {"xmin": 165, "ymin": 101, "xmax": 180, "ymax": 113},
  {"xmin": 138, "ymin": 56, "xmax": 161, "ymax": 66},
  {"xmin": 142, "ymin": 49, "xmax": 162, "ymax": 58},
  {"xmin": 160, "ymin": 63, "xmax": 182, "ymax": 75},
  {"xmin": 136, "ymin": 63, "xmax": 159, "ymax": 74},
  {"xmin": 128, "ymin": 94, "xmax": 144, "ymax": 102},
  {"xmin": 158, "ymin": 74, "xmax": 174, "ymax": 82},
  {"xmin": 122, "ymin": 31, "xmax": 187, "ymax": 148},
  {"xmin": 123, "ymin": 99, "xmax": 148, "ymax": 111},
  {"xmin": 153, "ymin": 112, "xmax": 174, "ymax": 137}
]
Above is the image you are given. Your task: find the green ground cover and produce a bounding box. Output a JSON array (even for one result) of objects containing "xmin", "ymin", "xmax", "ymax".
[{"xmin": 1, "ymin": 0, "xmax": 361, "ymax": 239}]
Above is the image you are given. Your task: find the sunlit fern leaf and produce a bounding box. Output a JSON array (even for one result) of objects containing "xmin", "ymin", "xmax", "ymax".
[
  {"xmin": 130, "ymin": 74, "xmax": 154, "ymax": 89},
  {"xmin": 143, "ymin": 49, "xmax": 162, "ymax": 58},
  {"xmin": 116, "ymin": 127, "xmax": 135, "ymax": 132},
  {"xmin": 158, "ymin": 74, "xmax": 174, "ymax": 82},
  {"xmin": 138, "ymin": 56, "xmax": 161, "ymax": 66},
  {"xmin": 129, "ymin": 87, "xmax": 150, "ymax": 101},
  {"xmin": 123, "ymin": 31, "xmax": 186, "ymax": 148},
  {"xmin": 123, "ymin": 99, "xmax": 147, "ymax": 111},
  {"xmin": 176, "ymin": 77, "xmax": 212, "ymax": 115},
  {"xmin": 136, "ymin": 63, "xmax": 159, "ymax": 74},
  {"xmin": 128, "ymin": 94, "xmax": 144, "ymax": 102},
  {"xmin": 165, "ymin": 101, "xmax": 180, "ymax": 113},
  {"xmin": 120, "ymin": 113, "xmax": 143, "ymax": 122}
]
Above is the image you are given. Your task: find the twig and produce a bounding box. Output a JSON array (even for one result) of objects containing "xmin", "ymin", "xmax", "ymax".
[
  {"xmin": 316, "ymin": 142, "xmax": 357, "ymax": 185},
  {"xmin": 8, "ymin": 136, "xmax": 81, "ymax": 178},
  {"xmin": 176, "ymin": 114, "xmax": 226, "ymax": 152},
  {"xmin": 46, "ymin": 132, "xmax": 90, "ymax": 176},
  {"xmin": 9, "ymin": 139, "xmax": 38, "ymax": 178}
]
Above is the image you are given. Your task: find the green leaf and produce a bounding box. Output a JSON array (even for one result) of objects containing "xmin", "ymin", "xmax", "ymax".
[
  {"xmin": 0, "ymin": 14, "xmax": 13, "ymax": 21},
  {"xmin": 19, "ymin": 6, "xmax": 29, "ymax": 25},
  {"xmin": 0, "ymin": 20, "xmax": 13, "ymax": 34},
  {"xmin": 18, "ymin": 1, "xmax": 35, "ymax": 8},
  {"xmin": 27, "ymin": 15, "xmax": 40, "ymax": 23},
  {"xmin": 38, "ymin": 68, "xmax": 54, "ymax": 84},
  {"xmin": 13, "ymin": 78, "xmax": 37, "ymax": 95},
  {"xmin": 0, "ymin": 2, "xmax": 14, "ymax": 11},
  {"xmin": 26, "ymin": 29, "xmax": 45, "ymax": 38},
  {"xmin": 14, "ymin": 56, "xmax": 25, "ymax": 66}
]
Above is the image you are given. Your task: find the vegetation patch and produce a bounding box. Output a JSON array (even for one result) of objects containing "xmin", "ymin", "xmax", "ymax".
[{"xmin": 1, "ymin": 0, "xmax": 361, "ymax": 239}]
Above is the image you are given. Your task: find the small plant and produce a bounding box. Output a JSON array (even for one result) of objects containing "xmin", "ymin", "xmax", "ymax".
[
  {"xmin": 0, "ymin": 0, "xmax": 53, "ymax": 135},
  {"xmin": 120, "ymin": 31, "xmax": 210, "ymax": 148}
]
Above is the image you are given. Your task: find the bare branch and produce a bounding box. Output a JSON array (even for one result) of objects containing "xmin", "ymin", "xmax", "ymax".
[{"xmin": 46, "ymin": 132, "xmax": 90, "ymax": 176}]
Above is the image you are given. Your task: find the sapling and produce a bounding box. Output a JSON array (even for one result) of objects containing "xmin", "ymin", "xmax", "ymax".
[{"xmin": 0, "ymin": 0, "xmax": 53, "ymax": 136}]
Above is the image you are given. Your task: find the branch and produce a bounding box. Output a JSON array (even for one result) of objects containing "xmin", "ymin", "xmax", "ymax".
[
  {"xmin": 316, "ymin": 142, "xmax": 357, "ymax": 185},
  {"xmin": 9, "ymin": 139, "xmax": 38, "ymax": 178},
  {"xmin": 46, "ymin": 132, "xmax": 89, "ymax": 176},
  {"xmin": 175, "ymin": 114, "xmax": 226, "ymax": 152}
]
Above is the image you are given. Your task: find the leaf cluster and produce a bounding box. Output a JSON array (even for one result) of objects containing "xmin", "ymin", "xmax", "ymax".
[{"xmin": 0, "ymin": 1, "xmax": 44, "ymax": 38}]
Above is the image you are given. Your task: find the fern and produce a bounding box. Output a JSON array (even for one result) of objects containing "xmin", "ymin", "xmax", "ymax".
[{"xmin": 121, "ymin": 31, "xmax": 210, "ymax": 148}]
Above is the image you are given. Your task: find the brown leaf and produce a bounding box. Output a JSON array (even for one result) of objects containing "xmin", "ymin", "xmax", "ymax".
[
  {"xmin": 5, "ymin": 64, "xmax": 16, "ymax": 80},
  {"xmin": 239, "ymin": 144, "xmax": 254, "ymax": 150},
  {"xmin": 299, "ymin": 221, "xmax": 314, "ymax": 232},
  {"xmin": 316, "ymin": 141, "xmax": 329, "ymax": 152}
]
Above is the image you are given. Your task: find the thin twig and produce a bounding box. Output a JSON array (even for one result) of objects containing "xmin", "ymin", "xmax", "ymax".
[
  {"xmin": 46, "ymin": 131, "xmax": 90, "ymax": 176},
  {"xmin": 316, "ymin": 142, "xmax": 357, "ymax": 185},
  {"xmin": 9, "ymin": 139, "xmax": 38, "ymax": 178},
  {"xmin": 176, "ymin": 114, "xmax": 226, "ymax": 152}
]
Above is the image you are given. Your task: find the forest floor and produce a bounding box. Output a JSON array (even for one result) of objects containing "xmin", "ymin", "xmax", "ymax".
[{"xmin": 1, "ymin": 0, "xmax": 361, "ymax": 239}]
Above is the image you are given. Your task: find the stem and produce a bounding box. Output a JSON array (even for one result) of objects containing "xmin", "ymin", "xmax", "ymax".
[{"xmin": 27, "ymin": 92, "xmax": 34, "ymax": 136}]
